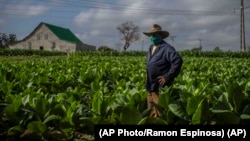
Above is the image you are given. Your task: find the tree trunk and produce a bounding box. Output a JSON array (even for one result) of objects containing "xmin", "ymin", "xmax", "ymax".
[{"xmin": 123, "ymin": 42, "xmax": 130, "ymax": 51}]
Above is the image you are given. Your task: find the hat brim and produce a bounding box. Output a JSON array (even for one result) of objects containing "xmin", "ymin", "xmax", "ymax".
[{"xmin": 143, "ymin": 31, "xmax": 169, "ymax": 39}]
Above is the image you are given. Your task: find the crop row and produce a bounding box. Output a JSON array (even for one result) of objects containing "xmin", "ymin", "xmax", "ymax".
[
  {"xmin": 0, "ymin": 55, "xmax": 249, "ymax": 140},
  {"xmin": 1, "ymin": 49, "xmax": 250, "ymax": 58}
]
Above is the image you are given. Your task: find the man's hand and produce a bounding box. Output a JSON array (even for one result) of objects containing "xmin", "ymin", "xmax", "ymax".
[{"xmin": 157, "ymin": 76, "xmax": 166, "ymax": 86}]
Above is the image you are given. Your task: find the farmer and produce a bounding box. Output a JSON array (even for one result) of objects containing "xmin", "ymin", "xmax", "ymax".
[{"xmin": 143, "ymin": 24, "xmax": 183, "ymax": 118}]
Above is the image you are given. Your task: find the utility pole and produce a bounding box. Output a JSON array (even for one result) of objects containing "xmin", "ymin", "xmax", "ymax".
[
  {"xmin": 198, "ymin": 38, "xmax": 202, "ymax": 50},
  {"xmin": 240, "ymin": 0, "xmax": 246, "ymax": 51},
  {"xmin": 141, "ymin": 39, "xmax": 144, "ymax": 51}
]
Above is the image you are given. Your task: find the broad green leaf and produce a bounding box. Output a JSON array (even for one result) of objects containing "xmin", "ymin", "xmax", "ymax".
[
  {"xmin": 137, "ymin": 117, "xmax": 148, "ymax": 125},
  {"xmin": 159, "ymin": 92, "xmax": 170, "ymax": 110},
  {"xmin": 22, "ymin": 94, "xmax": 30, "ymax": 106},
  {"xmin": 179, "ymin": 90, "xmax": 193, "ymax": 103},
  {"xmin": 1, "ymin": 81, "xmax": 12, "ymax": 95},
  {"xmin": 27, "ymin": 121, "xmax": 47, "ymax": 134},
  {"xmin": 61, "ymin": 128, "xmax": 74, "ymax": 138},
  {"xmin": 186, "ymin": 95, "xmax": 203, "ymax": 116},
  {"xmin": 242, "ymin": 104, "xmax": 250, "ymax": 115},
  {"xmin": 212, "ymin": 110, "xmax": 240, "ymax": 124},
  {"xmin": 43, "ymin": 115, "xmax": 62, "ymax": 124},
  {"xmin": 66, "ymin": 104, "xmax": 76, "ymax": 126},
  {"xmin": 245, "ymin": 81, "xmax": 250, "ymax": 96},
  {"xmin": 98, "ymin": 118, "xmax": 116, "ymax": 125},
  {"xmin": 27, "ymin": 82, "xmax": 33, "ymax": 88},
  {"xmin": 92, "ymin": 91, "xmax": 102, "ymax": 116},
  {"xmin": 59, "ymin": 118, "xmax": 73, "ymax": 129},
  {"xmin": 34, "ymin": 97, "xmax": 50, "ymax": 117},
  {"xmin": 240, "ymin": 114, "xmax": 250, "ymax": 119},
  {"xmin": 8, "ymin": 126, "xmax": 24, "ymax": 136},
  {"xmin": 91, "ymin": 81, "xmax": 99, "ymax": 91},
  {"xmin": 214, "ymin": 94, "xmax": 233, "ymax": 111},
  {"xmin": 137, "ymin": 117, "xmax": 168, "ymax": 125},
  {"xmin": 79, "ymin": 117, "xmax": 96, "ymax": 131},
  {"xmin": 227, "ymin": 82, "xmax": 244, "ymax": 114},
  {"xmin": 169, "ymin": 102, "xmax": 190, "ymax": 121},
  {"xmin": 103, "ymin": 100, "xmax": 114, "ymax": 116},
  {"xmin": 191, "ymin": 97, "xmax": 210, "ymax": 125},
  {"xmin": 240, "ymin": 104, "xmax": 250, "ymax": 120},
  {"xmin": 141, "ymin": 108, "xmax": 152, "ymax": 117},
  {"xmin": 119, "ymin": 106, "xmax": 142, "ymax": 124},
  {"xmin": 4, "ymin": 98, "xmax": 22, "ymax": 121}
]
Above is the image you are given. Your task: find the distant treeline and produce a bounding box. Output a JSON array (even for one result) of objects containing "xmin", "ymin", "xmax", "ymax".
[
  {"xmin": 1, "ymin": 49, "xmax": 250, "ymax": 58},
  {"xmin": 0, "ymin": 49, "xmax": 67, "ymax": 56}
]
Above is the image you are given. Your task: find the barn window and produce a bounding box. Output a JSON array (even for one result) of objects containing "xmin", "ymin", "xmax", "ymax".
[
  {"xmin": 37, "ymin": 34, "xmax": 40, "ymax": 40},
  {"xmin": 51, "ymin": 42, "xmax": 56, "ymax": 51},
  {"xmin": 45, "ymin": 34, "xmax": 48, "ymax": 40},
  {"xmin": 28, "ymin": 42, "xmax": 32, "ymax": 50},
  {"xmin": 40, "ymin": 46, "xmax": 44, "ymax": 50}
]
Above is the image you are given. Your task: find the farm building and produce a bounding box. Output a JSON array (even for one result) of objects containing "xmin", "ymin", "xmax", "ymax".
[{"xmin": 9, "ymin": 22, "xmax": 96, "ymax": 53}]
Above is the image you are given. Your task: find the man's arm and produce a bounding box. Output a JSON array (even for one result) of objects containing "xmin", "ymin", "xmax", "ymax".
[{"xmin": 163, "ymin": 51, "xmax": 183, "ymax": 80}]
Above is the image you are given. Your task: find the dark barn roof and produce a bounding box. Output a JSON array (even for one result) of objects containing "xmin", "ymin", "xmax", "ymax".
[{"xmin": 44, "ymin": 22, "xmax": 84, "ymax": 45}]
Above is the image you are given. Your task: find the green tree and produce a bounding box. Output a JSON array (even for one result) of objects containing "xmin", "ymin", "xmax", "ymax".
[
  {"xmin": 191, "ymin": 46, "xmax": 202, "ymax": 52},
  {"xmin": 98, "ymin": 46, "xmax": 114, "ymax": 51},
  {"xmin": 213, "ymin": 46, "xmax": 222, "ymax": 52},
  {"xmin": 0, "ymin": 33, "xmax": 17, "ymax": 49}
]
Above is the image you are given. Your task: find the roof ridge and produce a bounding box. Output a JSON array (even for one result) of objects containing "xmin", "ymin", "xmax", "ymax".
[
  {"xmin": 43, "ymin": 22, "xmax": 68, "ymax": 30},
  {"xmin": 43, "ymin": 22, "xmax": 84, "ymax": 45}
]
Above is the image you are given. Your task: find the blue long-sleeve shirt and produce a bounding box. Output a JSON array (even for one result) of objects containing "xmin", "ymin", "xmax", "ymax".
[{"xmin": 146, "ymin": 40, "xmax": 183, "ymax": 92}]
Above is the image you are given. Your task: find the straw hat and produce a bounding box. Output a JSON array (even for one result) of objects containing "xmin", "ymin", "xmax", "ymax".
[{"xmin": 143, "ymin": 24, "xmax": 169, "ymax": 39}]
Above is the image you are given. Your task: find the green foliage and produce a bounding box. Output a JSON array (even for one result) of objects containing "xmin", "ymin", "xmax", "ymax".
[
  {"xmin": 213, "ymin": 46, "xmax": 222, "ymax": 52},
  {"xmin": 0, "ymin": 53, "xmax": 250, "ymax": 140},
  {"xmin": 0, "ymin": 49, "xmax": 66, "ymax": 56},
  {"xmin": 0, "ymin": 33, "xmax": 17, "ymax": 49},
  {"xmin": 97, "ymin": 46, "xmax": 114, "ymax": 51},
  {"xmin": 1, "ymin": 49, "xmax": 250, "ymax": 58}
]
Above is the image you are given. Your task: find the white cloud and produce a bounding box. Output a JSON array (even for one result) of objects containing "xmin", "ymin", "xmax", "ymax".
[
  {"xmin": 1, "ymin": 0, "xmax": 248, "ymax": 51},
  {"xmin": 4, "ymin": 4, "xmax": 49, "ymax": 17},
  {"xmin": 74, "ymin": 9, "xmax": 96, "ymax": 27},
  {"xmin": 71, "ymin": 0, "xmax": 246, "ymax": 51},
  {"xmin": 26, "ymin": 5, "xmax": 49, "ymax": 16}
]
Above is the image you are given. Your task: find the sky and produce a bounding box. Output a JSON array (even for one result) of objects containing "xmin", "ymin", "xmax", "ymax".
[{"xmin": 1, "ymin": 0, "xmax": 250, "ymax": 51}]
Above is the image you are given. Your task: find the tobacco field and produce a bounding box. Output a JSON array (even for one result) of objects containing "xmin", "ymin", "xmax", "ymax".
[{"xmin": 0, "ymin": 51, "xmax": 250, "ymax": 140}]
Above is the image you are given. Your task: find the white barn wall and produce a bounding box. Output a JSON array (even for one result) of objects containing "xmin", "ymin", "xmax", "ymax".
[
  {"xmin": 9, "ymin": 23, "xmax": 95, "ymax": 52},
  {"xmin": 9, "ymin": 24, "xmax": 76, "ymax": 52}
]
